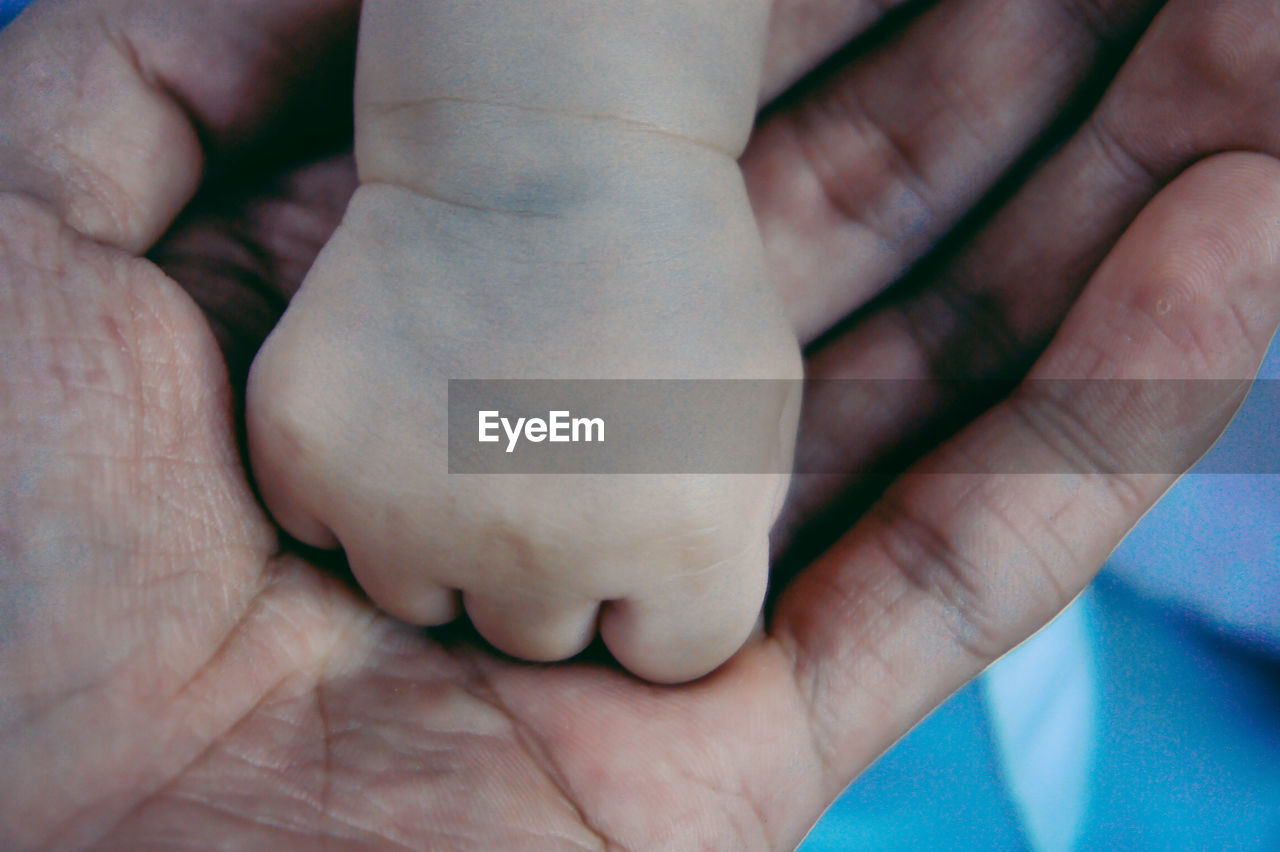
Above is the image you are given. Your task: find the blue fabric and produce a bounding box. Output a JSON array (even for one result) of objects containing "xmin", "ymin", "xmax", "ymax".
[
  {"xmin": 0, "ymin": 0, "xmax": 27, "ymax": 29},
  {"xmin": 802, "ymin": 577, "xmax": 1280, "ymax": 851},
  {"xmin": 801, "ymin": 676, "xmax": 1032, "ymax": 851},
  {"xmin": 982, "ymin": 590, "xmax": 1097, "ymax": 852},
  {"xmin": 1078, "ymin": 577, "xmax": 1280, "ymax": 850}
]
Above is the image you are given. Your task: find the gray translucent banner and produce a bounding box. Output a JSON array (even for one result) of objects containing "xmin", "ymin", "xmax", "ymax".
[{"xmin": 447, "ymin": 379, "xmax": 1279, "ymax": 474}]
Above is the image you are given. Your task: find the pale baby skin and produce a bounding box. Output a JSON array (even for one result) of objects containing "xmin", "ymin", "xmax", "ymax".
[{"xmin": 246, "ymin": 0, "xmax": 802, "ymax": 683}]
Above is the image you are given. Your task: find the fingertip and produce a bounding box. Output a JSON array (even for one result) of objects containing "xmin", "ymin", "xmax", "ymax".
[
  {"xmin": 374, "ymin": 585, "xmax": 463, "ymax": 628},
  {"xmin": 250, "ymin": 473, "xmax": 341, "ymax": 550},
  {"xmin": 599, "ymin": 599, "xmax": 732, "ymax": 684},
  {"xmin": 280, "ymin": 510, "xmax": 341, "ymax": 551},
  {"xmin": 599, "ymin": 539, "xmax": 770, "ymax": 684},
  {"xmin": 346, "ymin": 549, "xmax": 462, "ymax": 626},
  {"xmin": 463, "ymin": 592, "xmax": 600, "ymax": 663}
]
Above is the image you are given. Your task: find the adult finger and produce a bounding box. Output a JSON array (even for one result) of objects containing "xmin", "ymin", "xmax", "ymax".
[
  {"xmin": 762, "ymin": 0, "xmax": 912, "ymax": 102},
  {"xmin": 771, "ymin": 152, "xmax": 1280, "ymax": 800},
  {"xmin": 745, "ymin": 0, "xmax": 1165, "ymax": 342},
  {"xmin": 0, "ymin": 0, "xmax": 357, "ymax": 252},
  {"xmin": 889, "ymin": 0, "xmax": 1280, "ymax": 377},
  {"xmin": 774, "ymin": 0, "xmax": 1280, "ymax": 559}
]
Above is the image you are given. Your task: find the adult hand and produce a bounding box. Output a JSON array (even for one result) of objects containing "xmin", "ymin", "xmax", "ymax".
[{"xmin": 2, "ymin": 1, "xmax": 1277, "ymax": 850}]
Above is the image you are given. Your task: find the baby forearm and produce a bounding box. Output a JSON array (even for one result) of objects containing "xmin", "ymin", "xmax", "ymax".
[{"xmin": 356, "ymin": 0, "xmax": 770, "ymax": 201}]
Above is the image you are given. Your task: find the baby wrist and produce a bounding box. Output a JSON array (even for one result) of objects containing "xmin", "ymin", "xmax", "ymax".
[{"xmin": 356, "ymin": 0, "xmax": 771, "ymax": 158}]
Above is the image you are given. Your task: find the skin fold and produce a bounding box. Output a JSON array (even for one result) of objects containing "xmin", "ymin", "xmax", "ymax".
[{"xmin": 2, "ymin": 0, "xmax": 1279, "ymax": 848}]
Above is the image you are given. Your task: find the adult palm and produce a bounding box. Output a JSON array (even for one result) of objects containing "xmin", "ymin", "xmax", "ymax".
[{"xmin": 3, "ymin": 0, "xmax": 1279, "ymax": 849}]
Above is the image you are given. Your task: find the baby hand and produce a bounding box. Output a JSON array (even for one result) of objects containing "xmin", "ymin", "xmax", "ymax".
[{"xmin": 246, "ymin": 0, "xmax": 799, "ymax": 683}]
